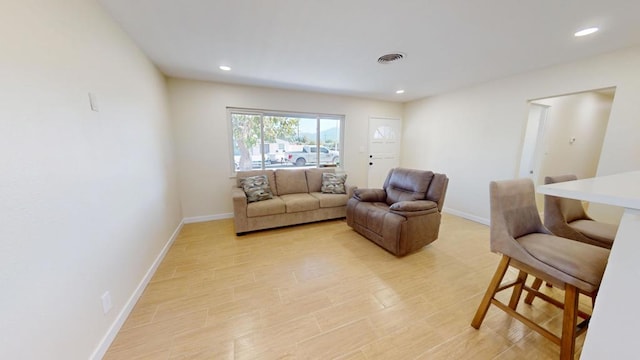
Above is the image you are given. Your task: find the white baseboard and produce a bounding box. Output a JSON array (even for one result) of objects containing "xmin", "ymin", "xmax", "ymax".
[
  {"xmin": 90, "ymin": 220, "xmax": 184, "ymax": 360},
  {"xmin": 443, "ymin": 207, "xmax": 490, "ymax": 226},
  {"xmin": 183, "ymin": 213, "xmax": 233, "ymax": 224}
]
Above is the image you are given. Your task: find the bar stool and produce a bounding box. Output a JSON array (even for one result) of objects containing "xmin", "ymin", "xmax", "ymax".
[
  {"xmin": 524, "ymin": 174, "xmax": 617, "ymax": 305},
  {"xmin": 471, "ymin": 178, "xmax": 609, "ymax": 360}
]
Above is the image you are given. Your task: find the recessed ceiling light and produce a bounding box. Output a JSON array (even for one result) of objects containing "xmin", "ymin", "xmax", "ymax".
[
  {"xmin": 219, "ymin": 65, "xmax": 231, "ymax": 71},
  {"xmin": 574, "ymin": 27, "xmax": 599, "ymax": 37},
  {"xmin": 395, "ymin": 90, "xmax": 405, "ymax": 94}
]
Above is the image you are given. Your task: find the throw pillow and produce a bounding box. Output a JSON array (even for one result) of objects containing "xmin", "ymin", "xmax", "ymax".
[
  {"xmin": 321, "ymin": 173, "xmax": 347, "ymax": 194},
  {"xmin": 241, "ymin": 175, "xmax": 273, "ymax": 203}
]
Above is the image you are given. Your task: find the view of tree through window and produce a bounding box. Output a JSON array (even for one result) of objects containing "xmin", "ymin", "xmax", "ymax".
[{"xmin": 230, "ymin": 110, "xmax": 343, "ymax": 171}]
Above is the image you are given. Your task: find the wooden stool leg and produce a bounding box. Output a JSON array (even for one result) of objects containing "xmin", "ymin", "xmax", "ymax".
[
  {"xmin": 560, "ymin": 285, "xmax": 579, "ymax": 360},
  {"xmin": 471, "ymin": 255, "xmax": 510, "ymax": 329},
  {"xmin": 509, "ymin": 270, "xmax": 528, "ymax": 310},
  {"xmin": 524, "ymin": 277, "xmax": 543, "ymax": 304}
]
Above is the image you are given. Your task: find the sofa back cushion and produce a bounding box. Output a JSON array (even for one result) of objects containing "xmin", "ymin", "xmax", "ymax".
[
  {"xmin": 275, "ymin": 169, "xmax": 309, "ymax": 195},
  {"xmin": 237, "ymin": 170, "xmax": 277, "ymax": 195},
  {"xmin": 383, "ymin": 168, "xmax": 434, "ymax": 205},
  {"xmin": 305, "ymin": 168, "xmax": 335, "ymax": 193}
]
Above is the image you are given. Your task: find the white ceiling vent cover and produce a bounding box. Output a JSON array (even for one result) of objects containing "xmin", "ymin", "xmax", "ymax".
[{"xmin": 377, "ymin": 53, "xmax": 405, "ymax": 64}]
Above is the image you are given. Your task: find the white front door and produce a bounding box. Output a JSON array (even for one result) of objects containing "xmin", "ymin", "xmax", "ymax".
[{"xmin": 368, "ymin": 117, "xmax": 401, "ymax": 187}]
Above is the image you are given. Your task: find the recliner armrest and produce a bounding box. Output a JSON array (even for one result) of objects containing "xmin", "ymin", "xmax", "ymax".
[
  {"xmin": 353, "ymin": 188, "xmax": 387, "ymax": 202},
  {"xmin": 389, "ymin": 200, "xmax": 439, "ymax": 217}
]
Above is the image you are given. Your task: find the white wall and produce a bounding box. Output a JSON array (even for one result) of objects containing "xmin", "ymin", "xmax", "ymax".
[
  {"xmin": 0, "ymin": 1, "xmax": 182, "ymax": 359},
  {"xmin": 403, "ymin": 47, "xmax": 640, "ymax": 224},
  {"xmin": 534, "ymin": 91, "xmax": 613, "ymax": 183},
  {"xmin": 167, "ymin": 79, "xmax": 402, "ymax": 219}
]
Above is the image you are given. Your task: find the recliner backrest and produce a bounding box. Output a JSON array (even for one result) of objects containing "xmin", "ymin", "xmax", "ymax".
[
  {"xmin": 427, "ymin": 173, "xmax": 449, "ymax": 212},
  {"xmin": 382, "ymin": 168, "xmax": 434, "ymax": 205}
]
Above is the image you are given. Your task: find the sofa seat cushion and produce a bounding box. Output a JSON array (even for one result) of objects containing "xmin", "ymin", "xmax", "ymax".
[
  {"xmin": 246, "ymin": 197, "xmax": 285, "ymax": 217},
  {"xmin": 280, "ymin": 193, "xmax": 319, "ymax": 213},
  {"xmin": 310, "ymin": 192, "xmax": 349, "ymax": 208},
  {"xmin": 352, "ymin": 201, "xmax": 406, "ymax": 236}
]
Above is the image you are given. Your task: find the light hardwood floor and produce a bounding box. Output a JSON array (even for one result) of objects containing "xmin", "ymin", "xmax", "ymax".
[{"xmin": 104, "ymin": 214, "xmax": 589, "ymax": 359}]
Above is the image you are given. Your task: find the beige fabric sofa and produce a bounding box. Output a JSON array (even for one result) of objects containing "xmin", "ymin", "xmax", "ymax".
[{"xmin": 232, "ymin": 168, "xmax": 355, "ymax": 234}]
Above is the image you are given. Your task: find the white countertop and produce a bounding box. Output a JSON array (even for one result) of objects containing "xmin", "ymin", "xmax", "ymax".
[{"xmin": 537, "ymin": 170, "xmax": 640, "ymax": 210}]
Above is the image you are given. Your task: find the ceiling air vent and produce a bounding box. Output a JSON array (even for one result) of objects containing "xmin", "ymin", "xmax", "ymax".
[{"xmin": 377, "ymin": 53, "xmax": 405, "ymax": 64}]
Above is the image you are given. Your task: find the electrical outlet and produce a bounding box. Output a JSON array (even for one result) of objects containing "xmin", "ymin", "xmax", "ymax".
[{"xmin": 101, "ymin": 291, "xmax": 112, "ymax": 314}]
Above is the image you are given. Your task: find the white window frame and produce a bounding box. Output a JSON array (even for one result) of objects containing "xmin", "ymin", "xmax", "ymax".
[{"xmin": 227, "ymin": 107, "xmax": 345, "ymax": 174}]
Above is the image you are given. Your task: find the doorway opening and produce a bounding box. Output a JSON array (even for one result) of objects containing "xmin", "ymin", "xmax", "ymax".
[{"xmin": 518, "ymin": 87, "xmax": 616, "ymax": 208}]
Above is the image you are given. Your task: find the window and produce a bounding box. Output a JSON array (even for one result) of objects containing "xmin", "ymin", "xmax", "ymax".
[{"xmin": 229, "ymin": 108, "xmax": 344, "ymax": 172}]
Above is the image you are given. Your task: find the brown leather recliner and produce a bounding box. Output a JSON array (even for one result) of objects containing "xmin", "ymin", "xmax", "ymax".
[{"xmin": 346, "ymin": 168, "xmax": 448, "ymax": 256}]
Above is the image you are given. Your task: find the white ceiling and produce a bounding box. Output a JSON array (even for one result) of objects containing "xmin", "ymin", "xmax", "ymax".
[{"xmin": 98, "ymin": 0, "xmax": 640, "ymax": 102}]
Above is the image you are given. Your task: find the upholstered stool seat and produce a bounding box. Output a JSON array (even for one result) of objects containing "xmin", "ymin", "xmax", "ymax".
[{"xmin": 543, "ymin": 174, "xmax": 618, "ymax": 249}]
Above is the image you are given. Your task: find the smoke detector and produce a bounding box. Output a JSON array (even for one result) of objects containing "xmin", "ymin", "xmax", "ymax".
[{"xmin": 377, "ymin": 52, "xmax": 405, "ymax": 64}]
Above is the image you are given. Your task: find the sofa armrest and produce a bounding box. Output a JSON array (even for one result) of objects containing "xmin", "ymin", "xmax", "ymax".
[
  {"xmin": 353, "ymin": 188, "xmax": 387, "ymax": 202},
  {"xmin": 346, "ymin": 183, "xmax": 357, "ymax": 199},
  {"xmin": 389, "ymin": 200, "xmax": 439, "ymax": 217},
  {"xmin": 232, "ymin": 187, "xmax": 248, "ymax": 212}
]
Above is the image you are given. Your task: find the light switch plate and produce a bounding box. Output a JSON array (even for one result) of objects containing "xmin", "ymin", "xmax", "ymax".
[
  {"xmin": 101, "ymin": 291, "xmax": 112, "ymax": 314},
  {"xmin": 88, "ymin": 92, "xmax": 99, "ymax": 112}
]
